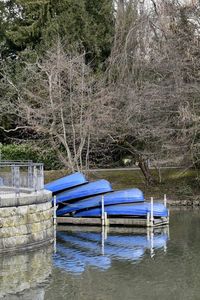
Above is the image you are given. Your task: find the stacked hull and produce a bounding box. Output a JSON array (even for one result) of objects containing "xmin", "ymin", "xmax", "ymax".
[
  {"xmin": 45, "ymin": 172, "xmax": 88, "ymax": 194},
  {"xmin": 45, "ymin": 172, "xmax": 169, "ymax": 220},
  {"xmin": 57, "ymin": 188, "xmax": 144, "ymax": 216},
  {"xmin": 55, "ymin": 179, "xmax": 113, "ymax": 205},
  {"xmin": 74, "ymin": 203, "xmax": 168, "ymax": 218}
]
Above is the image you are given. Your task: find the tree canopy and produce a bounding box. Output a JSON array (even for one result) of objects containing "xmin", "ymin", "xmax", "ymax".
[
  {"xmin": 1, "ymin": 0, "xmax": 114, "ymax": 67},
  {"xmin": 0, "ymin": 0, "xmax": 200, "ymax": 183}
]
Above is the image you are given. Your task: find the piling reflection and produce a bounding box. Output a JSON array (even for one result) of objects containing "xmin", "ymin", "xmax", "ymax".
[
  {"xmin": 0, "ymin": 246, "xmax": 53, "ymax": 300},
  {"xmin": 54, "ymin": 226, "xmax": 169, "ymax": 275}
]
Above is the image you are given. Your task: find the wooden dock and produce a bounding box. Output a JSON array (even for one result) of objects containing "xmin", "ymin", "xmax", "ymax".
[
  {"xmin": 54, "ymin": 196, "xmax": 169, "ymax": 228},
  {"xmin": 57, "ymin": 216, "xmax": 169, "ymax": 228}
]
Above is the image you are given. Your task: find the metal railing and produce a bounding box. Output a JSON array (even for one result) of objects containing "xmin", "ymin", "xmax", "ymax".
[{"xmin": 0, "ymin": 161, "xmax": 44, "ymax": 196}]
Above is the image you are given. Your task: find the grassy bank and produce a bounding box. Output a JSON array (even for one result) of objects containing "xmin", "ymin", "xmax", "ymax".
[{"xmin": 45, "ymin": 168, "xmax": 200, "ymax": 202}]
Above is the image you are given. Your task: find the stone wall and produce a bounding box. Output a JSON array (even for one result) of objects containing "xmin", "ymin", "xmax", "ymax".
[{"xmin": 0, "ymin": 191, "xmax": 53, "ymax": 253}]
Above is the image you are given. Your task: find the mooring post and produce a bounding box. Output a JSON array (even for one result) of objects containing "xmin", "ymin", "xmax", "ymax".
[
  {"xmin": 101, "ymin": 195, "xmax": 105, "ymax": 226},
  {"xmin": 167, "ymin": 208, "xmax": 170, "ymax": 225},
  {"xmin": 54, "ymin": 224, "xmax": 57, "ymax": 254},
  {"xmin": 104, "ymin": 223, "xmax": 108, "ymax": 239},
  {"xmin": 150, "ymin": 230, "xmax": 154, "ymax": 258},
  {"xmin": 101, "ymin": 226, "xmax": 105, "ymax": 255},
  {"xmin": 147, "ymin": 227, "xmax": 150, "ymax": 241},
  {"xmin": 104, "ymin": 211, "xmax": 109, "ymax": 227},
  {"xmin": 164, "ymin": 194, "xmax": 167, "ymax": 207},
  {"xmin": 150, "ymin": 197, "xmax": 154, "ymax": 227},
  {"xmin": 53, "ymin": 195, "xmax": 57, "ymax": 226},
  {"xmin": 147, "ymin": 212, "xmax": 150, "ymax": 227}
]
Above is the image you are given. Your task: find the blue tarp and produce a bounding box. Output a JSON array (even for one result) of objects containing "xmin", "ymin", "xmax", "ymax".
[
  {"xmin": 74, "ymin": 202, "xmax": 169, "ymax": 218},
  {"xmin": 57, "ymin": 188, "xmax": 144, "ymax": 216},
  {"xmin": 55, "ymin": 179, "xmax": 113, "ymax": 204},
  {"xmin": 45, "ymin": 172, "xmax": 88, "ymax": 193}
]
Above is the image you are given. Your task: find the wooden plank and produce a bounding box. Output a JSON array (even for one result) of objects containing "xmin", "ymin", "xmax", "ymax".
[
  {"xmin": 57, "ymin": 216, "xmax": 169, "ymax": 228},
  {"xmin": 109, "ymin": 218, "xmax": 147, "ymax": 227},
  {"xmin": 57, "ymin": 217, "xmax": 102, "ymax": 225}
]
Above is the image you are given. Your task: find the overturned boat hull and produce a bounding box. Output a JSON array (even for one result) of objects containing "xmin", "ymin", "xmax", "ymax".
[
  {"xmin": 74, "ymin": 202, "xmax": 168, "ymax": 218},
  {"xmin": 45, "ymin": 172, "xmax": 88, "ymax": 194},
  {"xmin": 57, "ymin": 188, "xmax": 144, "ymax": 216},
  {"xmin": 55, "ymin": 179, "xmax": 113, "ymax": 205}
]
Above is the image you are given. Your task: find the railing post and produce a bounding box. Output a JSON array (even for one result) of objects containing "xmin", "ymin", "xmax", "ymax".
[
  {"xmin": 33, "ymin": 165, "xmax": 37, "ymax": 192},
  {"xmin": 40, "ymin": 164, "xmax": 44, "ymax": 190},
  {"xmin": 28, "ymin": 163, "xmax": 33, "ymax": 189},
  {"xmin": 12, "ymin": 165, "xmax": 20, "ymax": 197},
  {"xmin": 11, "ymin": 165, "xmax": 15, "ymax": 187}
]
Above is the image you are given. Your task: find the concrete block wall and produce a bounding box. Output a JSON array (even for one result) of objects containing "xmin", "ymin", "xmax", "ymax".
[{"xmin": 0, "ymin": 191, "xmax": 53, "ymax": 252}]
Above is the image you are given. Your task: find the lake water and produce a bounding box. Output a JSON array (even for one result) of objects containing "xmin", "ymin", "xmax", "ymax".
[{"xmin": 1, "ymin": 209, "xmax": 200, "ymax": 300}]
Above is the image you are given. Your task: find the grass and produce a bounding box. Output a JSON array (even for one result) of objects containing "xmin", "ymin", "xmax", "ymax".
[{"xmin": 45, "ymin": 168, "xmax": 200, "ymax": 201}]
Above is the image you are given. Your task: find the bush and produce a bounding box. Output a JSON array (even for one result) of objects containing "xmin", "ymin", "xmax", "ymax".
[
  {"xmin": 0, "ymin": 144, "xmax": 62, "ymax": 170},
  {"xmin": 176, "ymin": 184, "xmax": 193, "ymax": 197}
]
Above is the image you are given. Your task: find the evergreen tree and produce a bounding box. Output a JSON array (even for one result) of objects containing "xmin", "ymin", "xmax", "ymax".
[{"xmin": 1, "ymin": 0, "xmax": 114, "ymax": 68}]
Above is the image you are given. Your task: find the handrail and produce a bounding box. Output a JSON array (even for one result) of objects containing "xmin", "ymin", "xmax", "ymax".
[{"xmin": 0, "ymin": 161, "xmax": 44, "ymax": 195}]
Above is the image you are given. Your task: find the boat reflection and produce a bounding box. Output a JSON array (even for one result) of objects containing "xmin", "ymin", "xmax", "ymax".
[{"xmin": 54, "ymin": 226, "xmax": 169, "ymax": 275}]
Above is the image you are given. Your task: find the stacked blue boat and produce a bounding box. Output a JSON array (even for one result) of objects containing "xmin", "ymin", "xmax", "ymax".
[{"xmin": 45, "ymin": 172, "xmax": 168, "ymax": 219}]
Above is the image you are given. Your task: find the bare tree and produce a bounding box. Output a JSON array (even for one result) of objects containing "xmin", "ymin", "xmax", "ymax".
[
  {"xmin": 106, "ymin": 0, "xmax": 200, "ymax": 183},
  {"xmin": 1, "ymin": 41, "xmax": 106, "ymax": 172}
]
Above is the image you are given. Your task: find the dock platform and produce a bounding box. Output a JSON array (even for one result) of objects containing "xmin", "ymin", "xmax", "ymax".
[{"xmin": 57, "ymin": 216, "xmax": 169, "ymax": 228}]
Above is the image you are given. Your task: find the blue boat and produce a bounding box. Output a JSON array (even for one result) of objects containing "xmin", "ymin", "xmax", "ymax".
[
  {"xmin": 57, "ymin": 188, "xmax": 144, "ymax": 216},
  {"xmin": 45, "ymin": 172, "xmax": 88, "ymax": 193},
  {"xmin": 55, "ymin": 179, "xmax": 113, "ymax": 205},
  {"xmin": 74, "ymin": 202, "xmax": 168, "ymax": 218}
]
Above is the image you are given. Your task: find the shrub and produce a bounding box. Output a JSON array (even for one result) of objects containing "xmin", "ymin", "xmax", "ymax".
[{"xmin": 0, "ymin": 144, "xmax": 62, "ymax": 170}]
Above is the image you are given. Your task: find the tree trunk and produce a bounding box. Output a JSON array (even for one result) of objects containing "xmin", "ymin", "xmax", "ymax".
[{"xmin": 138, "ymin": 156, "xmax": 155, "ymax": 185}]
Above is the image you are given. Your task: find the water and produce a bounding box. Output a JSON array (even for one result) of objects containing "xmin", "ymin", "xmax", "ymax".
[{"xmin": 1, "ymin": 209, "xmax": 200, "ymax": 300}]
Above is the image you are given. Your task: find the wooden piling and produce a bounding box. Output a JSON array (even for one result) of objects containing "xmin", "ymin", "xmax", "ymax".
[
  {"xmin": 150, "ymin": 197, "xmax": 154, "ymax": 227},
  {"xmin": 164, "ymin": 194, "xmax": 167, "ymax": 207},
  {"xmin": 53, "ymin": 196, "xmax": 57, "ymax": 226}
]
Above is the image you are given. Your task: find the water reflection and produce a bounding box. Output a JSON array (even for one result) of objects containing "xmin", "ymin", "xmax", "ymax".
[
  {"xmin": 0, "ymin": 246, "xmax": 53, "ymax": 300},
  {"xmin": 54, "ymin": 226, "xmax": 169, "ymax": 275}
]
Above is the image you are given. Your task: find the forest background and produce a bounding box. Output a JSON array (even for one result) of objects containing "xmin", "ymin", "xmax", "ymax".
[{"xmin": 0, "ymin": 0, "xmax": 200, "ymax": 195}]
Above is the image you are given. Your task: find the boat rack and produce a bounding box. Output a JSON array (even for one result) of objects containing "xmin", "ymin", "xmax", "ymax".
[
  {"xmin": 55, "ymin": 195, "xmax": 169, "ymax": 228},
  {"xmin": 53, "ymin": 186, "xmax": 169, "ymax": 228}
]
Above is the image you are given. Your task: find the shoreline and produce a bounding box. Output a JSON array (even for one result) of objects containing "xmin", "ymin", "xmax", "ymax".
[{"xmin": 45, "ymin": 168, "xmax": 200, "ymax": 207}]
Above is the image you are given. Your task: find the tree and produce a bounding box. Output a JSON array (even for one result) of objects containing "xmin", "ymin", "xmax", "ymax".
[
  {"xmin": 1, "ymin": 0, "xmax": 114, "ymax": 69},
  {"xmin": 1, "ymin": 41, "xmax": 108, "ymax": 171},
  {"xmin": 105, "ymin": 0, "xmax": 200, "ymax": 183}
]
